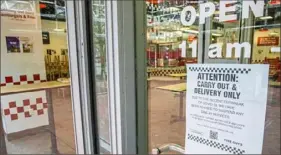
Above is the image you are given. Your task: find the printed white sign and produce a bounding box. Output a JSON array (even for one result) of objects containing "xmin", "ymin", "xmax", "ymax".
[
  {"xmin": 1, "ymin": 10, "xmax": 36, "ymax": 24},
  {"xmin": 185, "ymin": 64, "xmax": 269, "ymax": 154}
]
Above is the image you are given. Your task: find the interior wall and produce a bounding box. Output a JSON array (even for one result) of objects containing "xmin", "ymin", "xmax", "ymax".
[
  {"xmin": 0, "ymin": 2, "xmax": 46, "ymax": 83},
  {"xmin": 41, "ymin": 20, "xmax": 68, "ymax": 57},
  {"xmin": 252, "ymin": 28, "xmax": 280, "ymax": 62},
  {"xmin": 0, "ymin": 2, "xmax": 49, "ymax": 134}
]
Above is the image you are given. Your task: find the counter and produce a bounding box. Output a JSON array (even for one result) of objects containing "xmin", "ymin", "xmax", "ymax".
[
  {"xmin": 1, "ymin": 81, "xmax": 69, "ymax": 135},
  {"xmin": 1, "ymin": 81, "xmax": 70, "ymax": 153}
]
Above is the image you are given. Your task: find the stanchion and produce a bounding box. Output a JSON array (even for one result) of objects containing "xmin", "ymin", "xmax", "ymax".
[{"xmin": 152, "ymin": 143, "xmax": 185, "ymax": 154}]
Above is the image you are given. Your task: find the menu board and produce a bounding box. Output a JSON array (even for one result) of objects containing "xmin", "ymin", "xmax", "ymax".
[
  {"xmin": 42, "ymin": 32, "xmax": 50, "ymax": 44},
  {"xmin": 185, "ymin": 64, "xmax": 269, "ymax": 154},
  {"xmin": 257, "ymin": 37, "xmax": 279, "ymax": 46}
]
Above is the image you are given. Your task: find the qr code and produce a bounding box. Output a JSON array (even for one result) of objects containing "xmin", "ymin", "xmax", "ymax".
[{"xmin": 209, "ymin": 130, "xmax": 218, "ymax": 140}]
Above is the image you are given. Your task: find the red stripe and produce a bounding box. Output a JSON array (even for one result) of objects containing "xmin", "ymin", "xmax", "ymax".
[
  {"xmin": 33, "ymin": 74, "xmax": 40, "ymax": 81},
  {"xmin": 20, "ymin": 75, "xmax": 27, "ymax": 81},
  {"xmin": 11, "ymin": 114, "xmax": 18, "ymax": 120},
  {"xmin": 9, "ymin": 102, "xmax": 16, "ymax": 108},
  {"xmin": 4, "ymin": 109, "xmax": 10, "ymax": 115},
  {"xmin": 5, "ymin": 76, "xmax": 13, "ymax": 83},
  {"xmin": 13, "ymin": 82, "xmax": 20, "ymax": 85}
]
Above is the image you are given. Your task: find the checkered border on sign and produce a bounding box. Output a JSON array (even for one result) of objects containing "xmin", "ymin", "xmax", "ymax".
[
  {"xmin": 188, "ymin": 67, "xmax": 251, "ymax": 74},
  {"xmin": 188, "ymin": 134, "xmax": 245, "ymax": 155},
  {"xmin": 3, "ymin": 98, "xmax": 48, "ymax": 121}
]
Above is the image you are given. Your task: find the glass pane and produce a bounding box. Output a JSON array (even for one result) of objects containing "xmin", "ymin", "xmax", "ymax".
[
  {"xmin": 146, "ymin": 0, "xmax": 200, "ymax": 152},
  {"xmin": 146, "ymin": 0, "xmax": 280, "ymax": 154},
  {"xmin": 1, "ymin": 0, "xmax": 76, "ymax": 154},
  {"xmin": 92, "ymin": 0, "xmax": 111, "ymax": 153},
  {"xmin": 251, "ymin": 2, "xmax": 280, "ymax": 154},
  {"xmin": 206, "ymin": 1, "xmax": 280, "ymax": 153}
]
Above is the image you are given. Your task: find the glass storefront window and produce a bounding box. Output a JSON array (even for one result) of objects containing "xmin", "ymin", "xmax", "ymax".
[
  {"xmin": 2, "ymin": 0, "xmax": 279, "ymax": 154},
  {"xmin": 146, "ymin": 0, "xmax": 280, "ymax": 154},
  {"xmin": 1, "ymin": 0, "xmax": 77, "ymax": 154}
]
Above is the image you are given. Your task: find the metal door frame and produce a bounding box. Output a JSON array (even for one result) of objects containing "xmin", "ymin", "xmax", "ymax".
[
  {"xmin": 68, "ymin": 0, "xmax": 148, "ymax": 154},
  {"xmin": 134, "ymin": 0, "xmax": 149, "ymax": 154},
  {"xmin": 66, "ymin": 0, "xmax": 97, "ymax": 154},
  {"xmin": 105, "ymin": 0, "xmax": 139, "ymax": 153}
]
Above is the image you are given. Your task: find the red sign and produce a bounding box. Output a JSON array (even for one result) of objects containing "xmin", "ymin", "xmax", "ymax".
[
  {"xmin": 257, "ymin": 37, "xmax": 279, "ymax": 46},
  {"xmin": 270, "ymin": 0, "xmax": 280, "ymax": 4},
  {"xmin": 146, "ymin": 0, "xmax": 164, "ymax": 4}
]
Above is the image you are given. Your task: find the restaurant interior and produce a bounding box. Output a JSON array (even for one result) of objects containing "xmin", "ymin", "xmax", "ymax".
[
  {"xmin": 1, "ymin": 0, "xmax": 110, "ymax": 154},
  {"xmin": 0, "ymin": 0, "xmax": 280, "ymax": 154},
  {"xmin": 146, "ymin": 0, "xmax": 280, "ymax": 154},
  {"xmin": 1, "ymin": 1, "xmax": 75, "ymax": 154}
]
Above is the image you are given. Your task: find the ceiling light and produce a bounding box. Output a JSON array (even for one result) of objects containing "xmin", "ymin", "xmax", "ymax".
[
  {"xmin": 269, "ymin": 31, "xmax": 279, "ymax": 36},
  {"xmin": 53, "ymin": 28, "xmax": 65, "ymax": 32},
  {"xmin": 259, "ymin": 16, "xmax": 273, "ymax": 20},
  {"xmin": 271, "ymin": 47, "xmax": 280, "ymax": 53},
  {"xmin": 212, "ymin": 33, "xmax": 223, "ymax": 37},
  {"xmin": 183, "ymin": 29, "xmax": 199, "ymax": 34},
  {"xmin": 259, "ymin": 27, "xmax": 268, "ymax": 31},
  {"xmin": 180, "ymin": 27, "xmax": 190, "ymax": 31},
  {"xmin": 163, "ymin": 7, "xmax": 180, "ymax": 12}
]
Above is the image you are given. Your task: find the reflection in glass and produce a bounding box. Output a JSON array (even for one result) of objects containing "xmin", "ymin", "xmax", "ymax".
[
  {"xmin": 146, "ymin": 0, "xmax": 280, "ymax": 154},
  {"xmin": 92, "ymin": 0, "xmax": 111, "ymax": 153},
  {"xmin": 1, "ymin": 0, "xmax": 76, "ymax": 154}
]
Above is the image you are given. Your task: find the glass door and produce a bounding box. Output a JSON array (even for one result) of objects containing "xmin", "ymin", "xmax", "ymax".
[
  {"xmin": 0, "ymin": 0, "xmax": 86, "ymax": 154},
  {"xmin": 136, "ymin": 0, "xmax": 280, "ymax": 154},
  {"xmin": 86, "ymin": 0, "xmax": 139, "ymax": 154}
]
